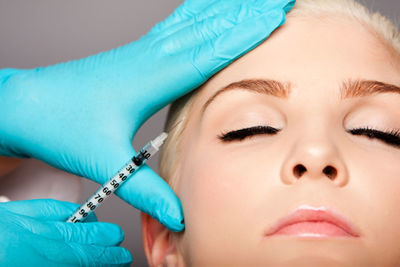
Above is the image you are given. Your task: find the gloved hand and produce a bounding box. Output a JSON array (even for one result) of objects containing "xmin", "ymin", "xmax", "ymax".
[
  {"xmin": 0, "ymin": 199, "xmax": 131, "ymax": 266},
  {"xmin": 0, "ymin": 0, "xmax": 295, "ymax": 231}
]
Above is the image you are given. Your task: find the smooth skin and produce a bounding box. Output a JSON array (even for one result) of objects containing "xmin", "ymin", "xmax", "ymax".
[
  {"xmin": 142, "ymin": 15, "xmax": 400, "ymax": 266},
  {"xmin": 0, "ymin": 0, "xmax": 295, "ymax": 232}
]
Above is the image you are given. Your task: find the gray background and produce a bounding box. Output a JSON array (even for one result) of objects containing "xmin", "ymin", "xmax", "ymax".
[{"xmin": 0, "ymin": 1, "xmax": 398, "ymax": 266}]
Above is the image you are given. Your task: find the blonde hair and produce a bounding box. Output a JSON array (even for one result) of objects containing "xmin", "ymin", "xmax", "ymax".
[{"xmin": 159, "ymin": 0, "xmax": 400, "ymax": 188}]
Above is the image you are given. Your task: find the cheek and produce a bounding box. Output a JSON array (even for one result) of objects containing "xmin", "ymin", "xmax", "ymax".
[
  {"xmin": 349, "ymin": 150, "xmax": 400, "ymax": 262},
  {"xmin": 176, "ymin": 144, "xmax": 281, "ymax": 263},
  {"xmin": 180, "ymin": 149, "xmax": 256, "ymax": 229}
]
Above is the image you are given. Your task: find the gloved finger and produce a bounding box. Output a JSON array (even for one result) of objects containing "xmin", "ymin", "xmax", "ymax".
[
  {"xmin": 135, "ymin": 2, "xmax": 294, "ymax": 113},
  {"xmin": 182, "ymin": 0, "xmax": 219, "ymax": 12},
  {"xmin": 0, "ymin": 68, "xmax": 21, "ymax": 82},
  {"xmin": 172, "ymin": 0, "xmax": 295, "ymax": 27},
  {"xmin": 35, "ymin": 237, "xmax": 132, "ymax": 266},
  {"xmin": 150, "ymin": 0, "xmax": 294, "ymax": 39},
  {"xmin": 149, "ymin": 0, "xmax": 218, "ymax": 35},
  {"xmin": 0, "ymin": 199, "xmax": 97, "ymax": 222},
  {"xmin": 279, "ymin": 0, "xmax": 296, "ymax": 13},
  {"xmin": 149, "ymin": 0, "xmax": 246, "ymax": 38},
  {"xmin": 193, "ymin": 8, "xmax": 287, "ymax": 78},
  {"xmin": 27, "ymin": 220, "xmax": 125, "ymax": 246},
  {"xmin": 159, "ymin": 0, "xmax": 296, "ymax": 54},
  {"xmin": 151, "ymin": 0, "xmax": 261, "ymax": 43},
  {"xmin": 68, "ymin": 141, "xmax": 184, "ymax": 232},
  {"xmin": 157, "ymin": 4, "xmax": 267, "ymax": 54},
  {"xmin": 192, "ymin": 0, "xmax": 296, "ymax": 31},
  {"xmin": 136, "ymin": 9, "xmax": 288, "ymax": 115},
  {"xmin": 190, "ymin": 0, "xmax": 253, "ymax": 22},
  {"xmin": 115, "ymin": 164, "xmax": 184, "ymax": 232}
]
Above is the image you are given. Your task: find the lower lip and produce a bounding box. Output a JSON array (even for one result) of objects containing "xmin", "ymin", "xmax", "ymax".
[{"xmin": 269, "ymin": 221, "xmax": 353, "ymax": 237}]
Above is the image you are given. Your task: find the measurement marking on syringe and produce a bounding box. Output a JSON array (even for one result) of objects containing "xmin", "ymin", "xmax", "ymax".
[{"xmin": 66, "ymin": 133, "xmax": 167, "ymax": 223}]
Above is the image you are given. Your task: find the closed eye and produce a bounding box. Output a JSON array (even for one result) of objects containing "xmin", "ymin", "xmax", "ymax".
[
  {"xmin": 218, "ymin": 126, "xmax": 280, "ymax": 142},
  {"xmin": 218, "ymin": 125, "xmax": 400, "ymax": 148},
  {"xmin": 347, "ymin": 127, "xmax": 400, "ymax": 148}
]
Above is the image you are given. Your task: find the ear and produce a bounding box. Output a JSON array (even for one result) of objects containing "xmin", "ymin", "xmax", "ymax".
[{"xmin": 141, "ymin": 212, "xmax": 181, "ymax": 267}]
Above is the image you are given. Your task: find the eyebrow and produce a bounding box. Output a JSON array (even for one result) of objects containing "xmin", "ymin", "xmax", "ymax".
[
  {"xmin": 340, "ymin": 79, "xmax": 400, "ymax": 98},
  {"xmin": 201, "ymin": 79, "xmax": 400, "ymax": 115},
  {"xmin": 201, "ymin": 79, "xmax": 291, "ymax": 114}
]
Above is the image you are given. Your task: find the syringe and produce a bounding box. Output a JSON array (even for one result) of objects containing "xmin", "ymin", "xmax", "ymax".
[{"xmin": 66, "ymin": 132, "xmax": 168, "ymax": 223}]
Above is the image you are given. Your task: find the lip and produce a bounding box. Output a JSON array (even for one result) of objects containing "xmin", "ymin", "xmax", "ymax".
[{"xmin": 264, "ymin": 205, "xmax": 360, "ymax": 238}]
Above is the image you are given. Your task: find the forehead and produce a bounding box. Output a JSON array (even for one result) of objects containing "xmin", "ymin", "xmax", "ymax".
[{"xmin": 195, "ymin": 16, "xmax": 400, "ymax": 104}]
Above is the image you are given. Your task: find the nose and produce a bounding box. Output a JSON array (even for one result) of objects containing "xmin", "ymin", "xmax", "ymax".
[{"xmin": 280, "ymin": 139, "xmax": 349, "ymax": 187}]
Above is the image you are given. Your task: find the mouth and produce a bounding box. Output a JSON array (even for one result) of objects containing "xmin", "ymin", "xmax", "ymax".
[{"xmin": 264, "ymin": 205, "xmax": 360, "ymax": 238}]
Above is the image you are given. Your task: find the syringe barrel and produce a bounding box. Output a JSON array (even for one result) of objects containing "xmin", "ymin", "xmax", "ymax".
[
  {"xmin": 132, "ymin": 142, "xmax": 156, "ymax": 166},
  {"xmin": 66, "ymin": 132, "xmax": 168, "ymax": 223}
]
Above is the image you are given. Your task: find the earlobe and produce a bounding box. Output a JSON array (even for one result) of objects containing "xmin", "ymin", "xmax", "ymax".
[{"xmin": 141, "ymin": 212, "xmax": 180, "ymax": 267}]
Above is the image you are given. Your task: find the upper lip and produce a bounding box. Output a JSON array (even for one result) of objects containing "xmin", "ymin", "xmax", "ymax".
[{"xmin": 264, "ymin": 205, "xmax": 360, "ymax": 237}]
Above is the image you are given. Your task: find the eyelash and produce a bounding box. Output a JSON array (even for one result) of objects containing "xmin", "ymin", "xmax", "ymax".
[
  {"xmin": 218, "ymin": 126, "xmax": 400, "ymax": 148},
  {"xmin": 347, "ymin": 127, "xmax": 400, "ymax": 147},
  {"xmin": 218, "ymin": 126, "xmax": 280, "ymax": 142}
]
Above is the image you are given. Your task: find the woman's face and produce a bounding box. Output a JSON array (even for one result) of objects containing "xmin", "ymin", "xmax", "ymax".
[{"xmin": 170, "ymin": 16, "xmax": 400, "ymax": 266}]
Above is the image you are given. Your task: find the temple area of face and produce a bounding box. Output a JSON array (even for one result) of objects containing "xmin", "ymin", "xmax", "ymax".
[{"xmin": 200, "ymin": 79, "xmax": 400, "ymax": 116}]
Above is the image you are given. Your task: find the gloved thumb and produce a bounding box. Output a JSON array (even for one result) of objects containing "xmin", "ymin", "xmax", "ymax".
[
  {"xmin": 115, "ymin": 164, "xmax": 184, "ymax": 232},
  {"xmin": 85, "ymin": 139, "xmax": 184, "ymax": 232}
]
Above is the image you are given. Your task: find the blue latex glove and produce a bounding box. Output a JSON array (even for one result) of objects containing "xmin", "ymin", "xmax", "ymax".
[
  {"xmin": 0, "ymin": 199, "xmax": 131, "ymax": 266},
  {"xmin": 0, "ymin": 0, "xmax": 295, "ymax": 231}
]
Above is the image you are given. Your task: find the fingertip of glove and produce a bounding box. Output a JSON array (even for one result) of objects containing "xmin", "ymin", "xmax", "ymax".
[
  {"xmin": 217, "ymin": 8, "xmax": 286, "ymax": 51},
  {"xmin": 100, "ymin": 246, "xmax": 132, "ymax": 266},
  {"xmin": 247, "ymin": 8, "xmax": 286, "ymax": 35},
  {"xmin": 144, "ymin": 178, "xmax": 185, "ymax": 232},
  {"xmin": 89, "ymin": 222, "xmax": 125, "ymax": 245},
  {"xmin": 159, "ymin": 199, "xmax": 185, "ymax": 232},
  {"xmin": 109, "ymin": 223, "xmax": 125, "ymax": 244},
  {"xmin": 283, "ymin": 0, "xmax": 297, "ymax": 14},
  {"xmin": 119, "ymin": 247, "xmax": 133, "ymax": 265},
  {"xmin": 116, "ymin": 165, "xmax": 185, "ymax": 231},
  {"xmin": 164, "ymin": 214, "xmax": 185, "ymax": 233},
  {"xmin": 264, "ymin": 0, "xmax": 296, "ymax": 14}
]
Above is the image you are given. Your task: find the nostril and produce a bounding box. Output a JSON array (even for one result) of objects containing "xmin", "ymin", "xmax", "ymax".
[
  {"xmin": 293, "ymin": 164, "xmax": 307, "ymax": 178},
  {"xmin": 323, "ymin": 165, "xmax": 337, "ymax": 179}
]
